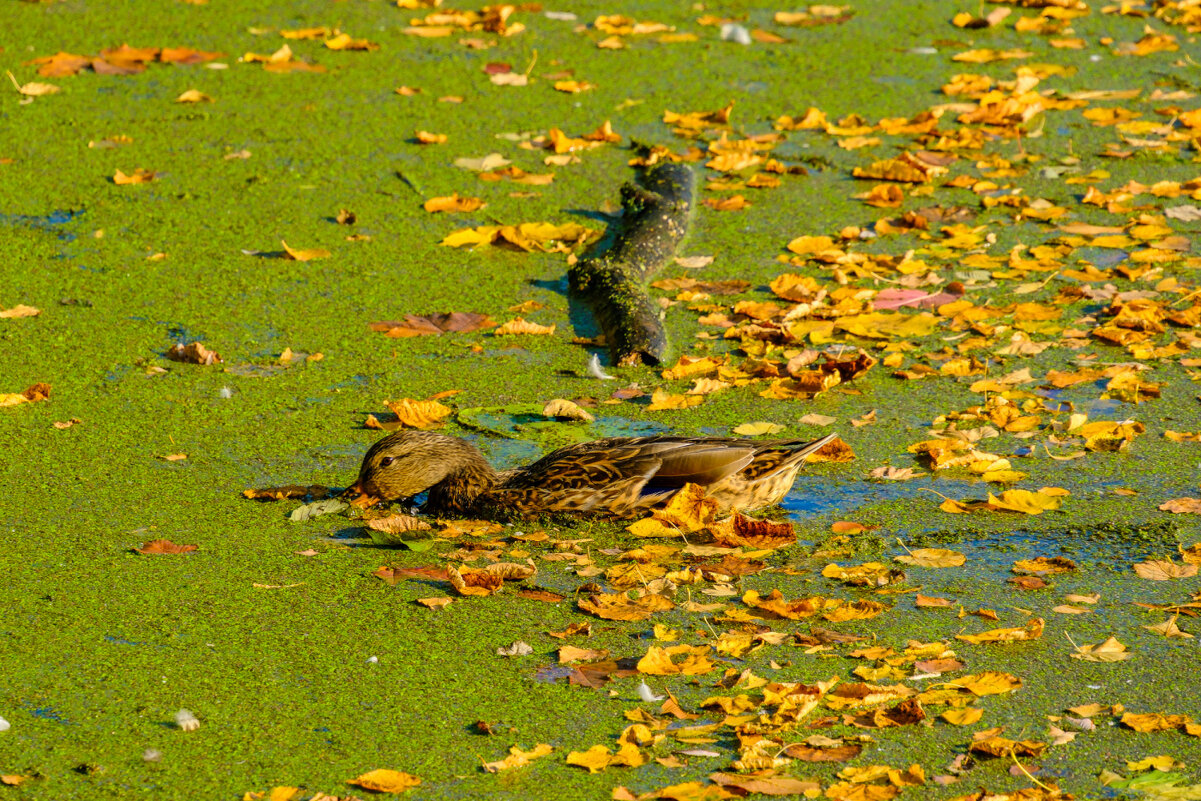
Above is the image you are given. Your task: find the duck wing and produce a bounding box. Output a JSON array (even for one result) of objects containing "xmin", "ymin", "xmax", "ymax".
[
  {"xmin": 500, "ymin": 437, "xmax": 756, "ymax": 494},
  {"xmin": 487, "ymin": 434, "xmax": 837, "ymax": 517}
]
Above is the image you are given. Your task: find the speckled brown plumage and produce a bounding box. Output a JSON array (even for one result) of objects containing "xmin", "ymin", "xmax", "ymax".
[{"xmin": 350, "ymin": 430, "xmax": 837, "ymax": 518}]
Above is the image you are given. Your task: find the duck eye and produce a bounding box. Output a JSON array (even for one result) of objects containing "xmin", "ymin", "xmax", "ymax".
[{"xmin": 379, "ymin": 456, "xmax": 395, "ymax": 468}]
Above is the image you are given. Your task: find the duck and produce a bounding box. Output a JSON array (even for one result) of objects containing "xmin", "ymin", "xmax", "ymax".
[{"xmin": 347, "ymin": 430, "xmax": 837, "ymax": 518}]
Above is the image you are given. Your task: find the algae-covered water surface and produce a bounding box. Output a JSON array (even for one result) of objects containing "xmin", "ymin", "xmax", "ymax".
[{"xmin": 3, "ymin": 0, "xmax": 1201, "ymax": 798}]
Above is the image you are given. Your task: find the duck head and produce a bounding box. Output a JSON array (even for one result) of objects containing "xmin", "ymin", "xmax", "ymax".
[{"xmin": 351, "ymin": 430, "xmax": 496, "ymax": 509}]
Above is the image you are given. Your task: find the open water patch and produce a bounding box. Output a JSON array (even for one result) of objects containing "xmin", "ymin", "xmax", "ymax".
[{"xmin": 0, "ymin": 208, "xmax": 84, "ymax": 241}]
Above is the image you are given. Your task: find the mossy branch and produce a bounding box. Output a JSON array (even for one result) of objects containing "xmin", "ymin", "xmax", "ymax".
[{"xmin": 568, "ymin": 160, "xmax": 695, "ymax": 366}]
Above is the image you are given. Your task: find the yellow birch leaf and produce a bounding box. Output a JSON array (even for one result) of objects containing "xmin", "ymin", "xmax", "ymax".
[
  {"xmin": 958, "ymin": 671, "xmax": 1022, "ymax": 695},
  {"xmin": 281, "ymin": 240, "xmax": 330, "ymax": 261},
  {"xmin": 940, "ymin": 707, "xmax": 984, "ymax": 725},
  {"xmin": 113, "ymin": 168, "xmax": 158, "ymax": 185},
  {"xmin": 423, "ymin": 193, "xmax": 486, "ymax": 213},
  {"xmin": 647, "ymin": 388, "xmax": 703, "ymax": 411},
  {"xmin": 348, "ymin": 769, "xmax": 421, "ymax": 793},
  {"xmin": 384, "ymin": 398, "xmax": 452, "ymax": 429},
  {"xmin": 482, "ymin": 743, "xmax": 553, "ymax": 773},
  {"xmin": 175, "ymin": 89, "xmax": 212, "ymax": 103},
  {"xmin": 955, "ymin": 617, "xmax": 1044, "ymax": 644},
  {"xmin": 895, "ymin": 548, "xmax": 965, "ymax": 568},
  {"xmin": 494, "ymin": 317, "xmax": 556, "ymax": 335},
  {"xmin": 987, "ymin": 489, "xmax": 1065, "ymax": 514},
  {"xmin": 565, "ymin": 745, "xmax": 615, "ymax": 773},
  {"xmin": 732, "ymin": 422, "xmax": 784, "ymax": 436},
  {"xmin": 1071, "ymin": 636, "xmax": 1130, "ymax": 662},
  {"xmin": 637, "ymin": 644, "xmax": 716, "ymax": 675},
  {"xmin": 1127, "ymin": 755, "xmax": 1179, "ymax": 772}
]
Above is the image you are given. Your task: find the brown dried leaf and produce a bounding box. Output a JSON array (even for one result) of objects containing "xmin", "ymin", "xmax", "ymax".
[
  {"xmin": 578, "ymin": 592, "xmax": 675, "ymax": 621},
  {"xmin": 166, "ymin": 341, "xmax": 222, "ymax": 365},
  {"xmin": 135, "ymin": 539, "xmax": 197, "ymax": 555},
  {"xmin": 242, "ymin": 485, "xmax": 334, "ymax": 501},
  {"xmin": 1133, "ymin": 559, "xmax": 1198, "ymax": 580}
]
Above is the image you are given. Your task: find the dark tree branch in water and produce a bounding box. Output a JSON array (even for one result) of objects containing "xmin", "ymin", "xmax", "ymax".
[{"xmin": 568, "ymin": 160, "xmax": 695, "ymax": 366}]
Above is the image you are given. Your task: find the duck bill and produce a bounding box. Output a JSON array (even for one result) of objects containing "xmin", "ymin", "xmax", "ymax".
[{"xmin": 340, "ymin": 482, "xmax": 384, "ymax": 508}]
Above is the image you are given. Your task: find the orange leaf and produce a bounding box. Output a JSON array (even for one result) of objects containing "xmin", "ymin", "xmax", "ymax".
[
  {"xmin": 113, "ymin": 168, "xmax": 158, "ymax": 185},
  {"xmin": 281, "ymin": 240, "xmax": 330, "ymax": 261},
  {"xmin": 493, "ymin": 317, "xmax": 556, "ymax": 335},
  {"xmin": 136, "ymin": 539, "xmax": 197, "ymax": 555},
  {"xmin": 423, "ymin": 193, "xmax": 486, "ymax": 213},
  {"xmin": 348, "ymin": 769, "xmax": 421, "ymax": 793}
]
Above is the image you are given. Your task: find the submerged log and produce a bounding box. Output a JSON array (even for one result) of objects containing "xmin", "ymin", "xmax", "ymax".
[{"xmin": 568, "ymin": 160, "xmax": 695, "ymax": 366}]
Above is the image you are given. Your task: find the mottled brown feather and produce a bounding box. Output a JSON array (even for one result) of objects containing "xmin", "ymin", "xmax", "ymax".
[{"xmin": 350, "ymin": 430, "xmax": 836, "ymax": 518}]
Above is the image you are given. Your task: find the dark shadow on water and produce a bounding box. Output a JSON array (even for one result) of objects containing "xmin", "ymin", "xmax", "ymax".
[
  {"xmin": 530, "ymin": 277, "xmax": 568, "ymax": 297},
  {"xmin": 563, "ymin": 208, "xmax": 621, "ymax": 226}
]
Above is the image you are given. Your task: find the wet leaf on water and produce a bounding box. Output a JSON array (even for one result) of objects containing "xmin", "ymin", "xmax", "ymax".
[
  {"xmin": 174, "ymin": 89, "xmax": 211, "ymax": 103},
  {"xmin": 493, "ymin": 317, "xmax": 556, "ymax": 335},
  {"xmin": 1133, "ymin": 559, "xmax": 1198, "ymax": 580},
  {"xmin": 370, "ymin": 312, "xmax": 496, "ymax": 337},
  {"xmin": 0, "ymin": 382, "xmax": 51, "ymax": 407},
  {"xmin": 711, "ymin": 513, "xmax": 795, "ymax": 549},
  {"xmin": 347, "ymin": 769, "xmax": 421, "ymax": 793},
  {"xmin": 637, "ymin": 645, "xmax": 715, "ymax": 676},
  {"xmin": 969, "ymin": 737, "xmax": 1046, "ymax": 759},
  {"xmin": 830, "ymin": 521, "xmax": 879, "ymax": 534},
  {"xmin": 710, "ymin": 772, "xmax": 821, "ymax": 794},
  {"xmin": 1127, "ymin": 755, "xmax": 1183, "ymax": 772},
  {"xmin": 782, "ymin": 742, "xmax": 863, "ymax": 762},
  {"xmin": 1012, "ymin": 557, "xmax": 1076, "ymax": 576},
  {"xmin": 940, "ymin": 708, "xmax": 984, "ymax": 726},
  {"xmin": 481, "ymin": 743, "xmax": 553, "ymax": 773},
  {"xmin": 1144, "ymin": 617, "xmax": 1192, "ymax": 638},
  {"xmin": 517, "ymin": 588, "xmax": 564, "ymax": 603},
  {"xmin": 731, "ymin": 421, "xmax": 783, "ymax": 436},
  {"xmin": 578, "ymin": 592, "xmax": 674, "ymax": 621},
  {"xmin": 870, "ymin": 466, "xmax": 923, "ymax": 481},
  {"xmin": 113, "ymin": 168, "xmax": 158, "ymax": 184},
  {"xmin": 242, "ymin": 485, "xmax": 335, "ymax": 501},
  {"xmin": 547, "ymin": 622, "xmax": 591, "ymax": 639},
  {"xmin": 288, "ymin": 498, "xmax": 349, "ymax": 522},
  {"xmin": 365, "ymin": 398, "xmax": 453, "ymax": 431},
  {"xmin": 166, "ymin": 342, "xmax": 221, "ymax": 365},
  {"xmin": 1160, "ymin": 498, "xmax": 1201, "ymax": 514},
  {"xmin": 558, "ymin": 645, "xmax": 609, "ymax": 663},
  {"xmin": 1071, "ymin": 636, "xmax": 1131, "ymax": 662},
  {"xmin": 895, "ymin": 548, "xmax": 965, "ymax": 568},
  {"xmin": 280, "ymin": 240, "xmax": 330, "ymax": 261},
  {"xmin": 646, "ymin": 388, "xmax": 704, "ymax": 411},
  {"xmin": 423, "ymin": 193, "xmax": 485, "ymax": 212},
  {"xmin": 542, "ymin": 398, "xmax": 595, "ymax": 422},
  {"xmin": 565, "ymin": 742, "xmax": 645, "ymax": 773},
  {"xmin": 955, "ymin": 618, "xmax": 1044, "ymax": 644},
  {"xmin": 1120, "ymin": 712, "xmax": 1194, "ymax": 733}
]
